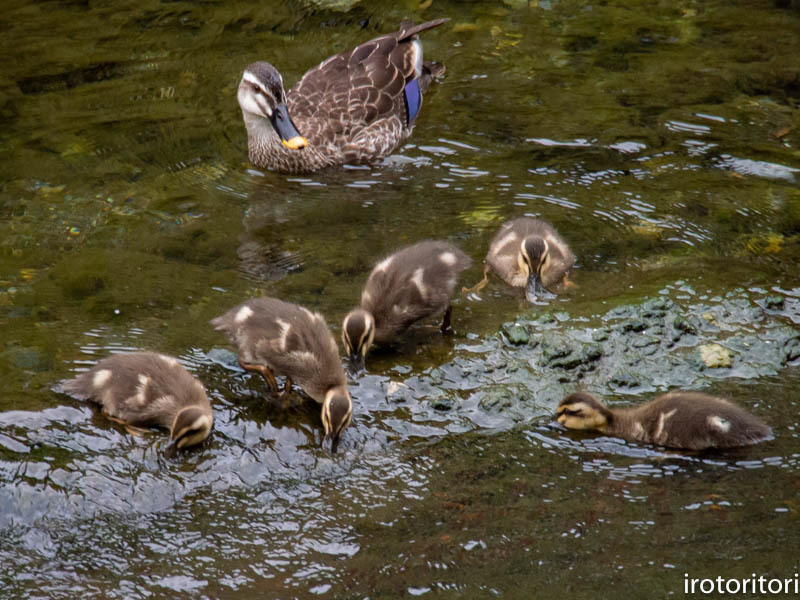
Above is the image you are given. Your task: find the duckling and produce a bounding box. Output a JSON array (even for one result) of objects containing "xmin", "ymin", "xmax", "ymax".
[
  {"xmin": 61, "ymin": 352, "xmax": 213, "ymax": 450},
  {"xmin": 210, "ymin": 297, "xmax": 352, "ymax": 451},
  {"xmin": 465, "ymin": 217, "xmax": 575, "ymax": 302},
  {"xmin": 556, "ymin": 391, "xmax": 772, "ymax": 450},
  {"xmin": 237, "ymin": 19, "xmax": 448, "ymax": 174},
  {"xmin": 342, "ymin": 240, "xmax": 472, "ymax": 371}
]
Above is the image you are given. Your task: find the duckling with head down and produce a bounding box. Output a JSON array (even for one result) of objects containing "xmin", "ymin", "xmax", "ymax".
[
  {"xmin": 556, "ymin": 391, "xmax": 771, "ymax": 450},
  {"xmin": 342, "ymin": 240, "xmax": 472, "ymax": 372},
  {"xmin": 211, "ymin": 297, "xmax": 352, "ymax": 451},
  {"xmin": 465, "ymin": 217, "xmax": 575, "ymax": 302},
  {"xmin": 237, "ymin": 18, "xmax": 449, "ymax": 174},
  {"xmin": 61, "ymin": 352, "xmax": 213, "ymax": 451}
]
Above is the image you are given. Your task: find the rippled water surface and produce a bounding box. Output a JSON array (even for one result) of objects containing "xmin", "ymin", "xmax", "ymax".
[{"xmin": 1, "ymin": 0, "xmax": 800, "ymax": 597}]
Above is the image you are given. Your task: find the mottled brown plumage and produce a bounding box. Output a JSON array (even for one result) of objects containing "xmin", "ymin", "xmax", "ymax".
[
  {"xmin": 556, "ymin": 391, "xmax": 772, "ymax": 450},
  {"xmin": 467, "ymin": 217, "xmax": 575, "ymax": 302},
  {"xmin": 342, "ymin": 240, "xmax": 471, "ymax": 370},
  {"xmin": 61, "ymin": 352, "xmax": 213, "ymax": 449},
  {"xmin": 210, "ymin": 297, "xmax": 352, "ymax": 449},
  {"xmin": 237, "ymin": 19, "xmax": 448, "ymax": 173}
]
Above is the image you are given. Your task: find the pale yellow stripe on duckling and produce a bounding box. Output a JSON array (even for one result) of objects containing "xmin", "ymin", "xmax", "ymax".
[
  {"xmin": 708, "ymin": 415, "xmax": 731, "ymax": 433},
  {"xmin": 134, "ymin": 374, "xmax": 151, "ymax": 406},
  {"xmin": 653, "ymin": 408, "xmax": 678, "ymax": 441},
  {"xmin": 275, "ymin": 318, "xmax": 291, "ymax": 351},
  {"xmin": 410, "ymin": 267, "xmax": 427, "ymax": 299},
  {"xmin": 374, "ymin": 256, "xmax": 394, "ymax": 272},
  {"xmin": 93, "ymin": 369, "xmax": 112, "ymax": 388},
  {"xmin": 235, "ymin": 305, "xmax": 254, "ymax": 323},
  {"xmin": 158, "ymin": 355, "xmax": 180, "ymax": 368}
]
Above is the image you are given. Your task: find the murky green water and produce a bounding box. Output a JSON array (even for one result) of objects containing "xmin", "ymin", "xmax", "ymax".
[{"xmin": 2, "ymin": 0, "xmax": 799, "ymax": 597}]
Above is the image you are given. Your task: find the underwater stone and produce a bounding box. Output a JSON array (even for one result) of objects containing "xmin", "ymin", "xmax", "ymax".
[
  {"xmin": 534, "ymin": 313, "xmax": 557, "ymax": 325},
  {"xmin": 785, "ymin": 339, "xmax": 800, "ymax": 364},
  {"xmin": 207, "ymin": 348, "xmax": 239, "ymax": 368},
  {"xmin": 427, "ymin": 369, "xmax": 445, "ymax": 386},
  {"xmin": 631, "ymin": 335, "xmax": 660, "ymax": 349},
  {"xmin": 765, "ymin": 295, "xmax": 785, "ymax": 310},
  {"xmin": 479, "ymin": 388, "xmax": 515, "ymax": 411},
  {"xmin": 539, "ymin": 334, "xmax": 572, "ymax": 362},
  {"xmin": 698, "ymin": 343, "xmax": 733, "ymax": 368},
  {"xmin": 610, "ymin": 370, "xmax": 641, "ymax": 389},
  {"xmin": 621, "ymin": 318, "xmax": 647, "ymax": 333},
  {"xmin": 640, "ymin": 296, "xmax": 676, "ymax": 317},
  {"xmin": 502, "ymin": 323, "xmax": 530, "ymax": 345},
  {"xmin": 10, "ymin": 347, "xmax": 50, "ymax": 371},
  {"xmin": 539, "ymin": 334, "xmax": 601, "ymax": 370},
  {"xmin": 606, "ymin": 304, "xmax": 637, "ymax": 320},
  {"xmin": 674, "ymin": 315, "xmax": 701, "ymax": 335},
  {"xmin": 429, "ymin": 395, "xmax": 456, "ymax": 411}
]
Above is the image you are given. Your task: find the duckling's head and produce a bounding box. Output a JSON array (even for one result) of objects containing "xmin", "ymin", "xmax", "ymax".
[
  {"xmin": 321, "ymin": 386, "xmax": 353, "ymax": 453},
  {"xmin": 342, "ymin": 309, "xmax": 375, "ymax": 372},
  {"xmin": 556, "ymin": 392, "xmax": 613, "ymax": 431},
  {"xmin": 238, "ymin": 62, "xmax": 307, "ymax": 150},
  {"xmin": 169, "ymin": 406, "xmax": 213, "ymax": 450},
  {"xmin": 519, "ymin": 236, "xmax": 550, "ymax": 302}
]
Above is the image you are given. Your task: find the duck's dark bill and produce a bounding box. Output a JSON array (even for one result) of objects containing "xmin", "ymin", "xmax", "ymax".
[{"xmin": 271, "ymin": 103, "xmax": 307, "ymax": 149}]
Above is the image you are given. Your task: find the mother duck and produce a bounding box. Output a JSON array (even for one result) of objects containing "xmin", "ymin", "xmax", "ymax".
[{"xmin": 237, "ymin": 18, "xmax": 449, "ymax": 173}]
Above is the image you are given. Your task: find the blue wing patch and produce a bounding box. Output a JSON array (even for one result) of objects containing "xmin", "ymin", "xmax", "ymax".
[{"xmin": 404, "ymin": 78, "xmax": 421, "ymax": 125}]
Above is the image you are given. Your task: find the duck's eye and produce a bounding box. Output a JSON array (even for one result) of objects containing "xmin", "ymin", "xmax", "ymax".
[
  {"xmin": 561, "ymin": 409, "xmax": 581, "ymax": 417},
  {"xmin": 251, "ymin": 84, "xmax": 262, "ymax": 94}
]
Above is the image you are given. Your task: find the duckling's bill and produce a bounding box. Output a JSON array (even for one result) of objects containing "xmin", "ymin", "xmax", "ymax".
[
  {"xmin": 525, "ymin": 272, "xmax": 542, "ymax": 303},
  {"xmin": 347, "ymin": 351, "xmax": 366, "ymax": 374}
]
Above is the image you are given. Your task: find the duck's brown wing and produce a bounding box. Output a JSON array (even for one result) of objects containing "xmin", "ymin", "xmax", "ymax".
[{"xmin": 288, "ymin": 19, "xmax": 448, "ymax": 163}]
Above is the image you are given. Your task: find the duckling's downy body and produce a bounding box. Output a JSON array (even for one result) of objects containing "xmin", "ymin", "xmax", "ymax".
[
  {"xmin": 469, "ymin": 217, "xmax": 574, "ymax": 302},
  {"xmin": 211, "ymin": 297, "xmax": 352, "ymax": 449},
  {"xmin": 61, "ymin": 352, "xmax": 213, "ymax": 449},
  {"xmin": 237, "ymin": 19, "xmax": 448, "ymax": 174},
  {"xmin": 342, "ymin": 240, "xmax": 471, "ymax": 371},
  {"xmin": 557, "ymin": 391, "xmax": 771, "ymax": 450}
]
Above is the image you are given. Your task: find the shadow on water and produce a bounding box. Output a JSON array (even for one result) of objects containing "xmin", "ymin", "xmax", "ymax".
[{"xmin": 1, "ymin": 0, "xmax": 800, "ymax": 597}]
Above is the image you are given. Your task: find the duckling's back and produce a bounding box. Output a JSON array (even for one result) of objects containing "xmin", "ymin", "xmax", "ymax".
[
  {"xmin": 211, "ymin": 297, "xmax": 346, "ymax": 402},
  {"xmin": 361, "ymin": 240, "xmax": 471, "ymax": 342},
  {"xmin": 62, "ymin": 352, "xmax": 210, "ymax": 430},
  {"xmin": 640, "ymin": 392, "xmax": 771, "ymax": 450}
]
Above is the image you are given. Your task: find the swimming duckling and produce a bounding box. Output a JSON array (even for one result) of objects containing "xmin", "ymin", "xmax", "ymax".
[
  {"xmin": 465, "ymin": 217, "xmax": 575, "ymax": 302},
  {"xmin": 237, "ymin": 19, "xmax": 448, "ymax": 174},
  {"xmin": 210, "ymin": 297, "xmax": 352, "ymax": 451},
  {"xmin": 61, "ymin": 352, "xmax": 213, "ymax": 450},
  {"xmin": 556, "ymin": 391, "xmax": 771, "ymax": 450},
  {"xmin": 342, "ymin": 240, "xmax": 472, "ymax": 371}
]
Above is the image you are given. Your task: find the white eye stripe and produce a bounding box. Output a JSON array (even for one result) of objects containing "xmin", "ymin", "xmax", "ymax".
[{"xmin": 242, "ymin": 72, "xmax": 267, "ymax": 93}]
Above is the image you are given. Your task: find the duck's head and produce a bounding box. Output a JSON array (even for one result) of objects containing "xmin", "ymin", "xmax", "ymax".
[
  {"xmin": 342, "ymin": 309, "xmax": 375, "ymax": 373},
  {"xmin": 556, "ymin": 392, "xmax": 613, "ymax": 431},
  {"xmin": 321, "ymin": 386, "xmax": 353, "ymax": 453},
  {"xmin": 238, "ymin": 62, "xmax": 307, "ymax": 150},
  {"xmin": 169, "ymin": 406, "xmax": 213, "ymax": 450},
  {"xmin": 519, "ymin": 236, "xmax": 550, "ymax": 302}
]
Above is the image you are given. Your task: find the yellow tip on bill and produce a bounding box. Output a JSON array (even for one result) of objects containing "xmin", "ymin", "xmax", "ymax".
[{"xmin": 282, "ymin": 136, "xmax": 308, "ymax": 150}]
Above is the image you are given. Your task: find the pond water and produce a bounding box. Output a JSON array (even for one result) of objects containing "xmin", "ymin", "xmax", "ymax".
[{"xmin": 1, "ymin": 0, "xmax": 799, "ymax": 597}]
